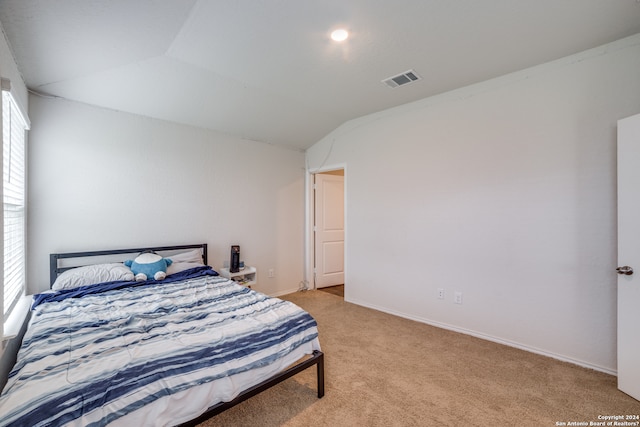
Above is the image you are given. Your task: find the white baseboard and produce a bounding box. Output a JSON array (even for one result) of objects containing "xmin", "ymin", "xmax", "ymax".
[{"xmin": 347, "ymin": 297, "xmax": 616, "ymax": 376}]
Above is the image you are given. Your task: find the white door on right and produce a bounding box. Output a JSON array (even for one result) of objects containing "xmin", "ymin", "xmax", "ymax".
[
  {"xmin": 314, "ymin": 173, "xmax": 344, "ymax": 288},
  {"xmin": 617, "ymin": 112, "xmax": 640, "ymax": 401}
]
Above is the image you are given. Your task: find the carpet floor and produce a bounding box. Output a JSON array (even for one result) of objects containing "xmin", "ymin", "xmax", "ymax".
[{"xmin": 199, "ymin": 290, "xmax": 640, "ymax": 426}]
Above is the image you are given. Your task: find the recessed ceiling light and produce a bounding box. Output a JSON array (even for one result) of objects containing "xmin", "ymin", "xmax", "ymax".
[{"xmin": 331, "ymin": 29, "xmax": 349, "ymax": 42}]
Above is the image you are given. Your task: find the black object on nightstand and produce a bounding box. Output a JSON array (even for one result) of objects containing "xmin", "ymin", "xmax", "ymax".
[{"xmin": 230, "ymin": 245, "xmax": 240, "ymax": 273}]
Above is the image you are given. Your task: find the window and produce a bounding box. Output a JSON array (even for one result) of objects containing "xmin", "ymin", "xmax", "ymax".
[{"xmin": 2, "ymin": 85, "xmax": 28, "ymax": 323}]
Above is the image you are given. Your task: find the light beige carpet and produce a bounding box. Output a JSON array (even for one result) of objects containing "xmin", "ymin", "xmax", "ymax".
[{"xmin": 199, "ymin": 290, "xmax": 640, "ymax": 426}]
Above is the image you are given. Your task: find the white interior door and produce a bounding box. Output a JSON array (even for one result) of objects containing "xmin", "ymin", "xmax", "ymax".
[
  {"xmin": 314, "ymin": 173, "xmax": 344, "ymax": 288},
  {"xmin": 617, "ymin": 113, "xmax": 640, "ymax": 401}
]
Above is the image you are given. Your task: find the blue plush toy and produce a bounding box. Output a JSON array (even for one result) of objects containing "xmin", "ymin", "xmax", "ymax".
[{"xmin": 124, "ymin": 251, "xmax": 173, "ymax": 281}]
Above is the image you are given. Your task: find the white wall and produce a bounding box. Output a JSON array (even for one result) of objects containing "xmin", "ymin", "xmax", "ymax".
[
  {"xmin": 28, "ymin": 96, "xmax": 306, "ymax": 297},
  {"xmin": 306, "ymin": 34, "xmax": 640, "ymax": 373}
]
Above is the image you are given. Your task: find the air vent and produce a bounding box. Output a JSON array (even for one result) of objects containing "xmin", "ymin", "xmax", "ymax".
[{"xmin": 382, "ymin": 70, "xmax": 421, "ymax": 89}]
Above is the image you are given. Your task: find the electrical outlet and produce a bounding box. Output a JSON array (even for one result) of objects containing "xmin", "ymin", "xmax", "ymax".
[
  {"xmin": 437, "ymin": 288, "xmax": 445, "ymax": 300},
  {"xmin": 454, "ymin": 291, "xmax": 463, "ymax": 305},
  {"xmin": 268, "ymin": 269, "xmax": 275, "ymax": 278}
]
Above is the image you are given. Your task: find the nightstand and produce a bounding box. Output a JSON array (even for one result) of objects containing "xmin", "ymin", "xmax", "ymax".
[{"xmin": 219, "ymin": 266, "xmax": 257, "ymax": 288}]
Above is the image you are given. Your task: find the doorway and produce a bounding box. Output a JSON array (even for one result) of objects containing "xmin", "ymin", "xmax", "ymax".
[
  {"xmin": 310, "ymin": 169, "xmax": 345, "ymax": 295},
  {"xmin": 616, "ymin": 113, "xmax": 640, "ymax": 401}
]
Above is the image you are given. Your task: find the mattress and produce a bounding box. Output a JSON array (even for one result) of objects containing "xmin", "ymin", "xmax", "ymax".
[{"xmin": 0, "ymin": 267, "xmax": 321, "ymax": 426}]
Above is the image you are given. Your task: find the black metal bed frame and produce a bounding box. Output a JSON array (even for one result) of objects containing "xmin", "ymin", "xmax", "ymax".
[
  {"xmin": 49, "ymin": 243, "xmax": 209, "ymax": 287},
  {"xmin": 48, "ymin": 243, "xmax": 325, "ymax": 425}
]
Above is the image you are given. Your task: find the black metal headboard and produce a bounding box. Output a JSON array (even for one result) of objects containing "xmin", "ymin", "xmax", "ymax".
[{"xmin": 49, "ymin": 243, "xmax": 208, "ymax": 288}]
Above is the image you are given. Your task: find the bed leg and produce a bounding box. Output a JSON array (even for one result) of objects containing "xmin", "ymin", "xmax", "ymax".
[{"xmin": 316, "ymin": 350, "xmax": 325, "ymax": 398}]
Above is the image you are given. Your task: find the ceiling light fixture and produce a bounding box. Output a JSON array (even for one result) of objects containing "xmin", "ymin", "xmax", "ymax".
[{"xmin": 331, "ymin": 29, "xmax": 349, "ymax": 42}]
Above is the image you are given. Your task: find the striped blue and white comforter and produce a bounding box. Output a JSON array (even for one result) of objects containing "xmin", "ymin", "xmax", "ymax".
[{"xmin": 0, "ymin": 268, "xmax": 321, "ymax": 426}]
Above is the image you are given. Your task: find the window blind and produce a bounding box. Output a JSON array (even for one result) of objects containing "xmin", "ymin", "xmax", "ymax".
[{"xmin": 3, "ymin": 90, "xmax": 27, "ymax": 321}]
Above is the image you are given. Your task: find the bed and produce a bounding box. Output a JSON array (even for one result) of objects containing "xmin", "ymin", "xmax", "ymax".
[{"xmin": 0, "ymin": 244, "xmax": 324, "ymax": 426}]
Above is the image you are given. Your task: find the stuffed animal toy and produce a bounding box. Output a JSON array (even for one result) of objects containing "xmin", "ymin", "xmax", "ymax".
[{"xmin": 124, "ymin": 251, "xmax": 173, "ymax": 281}]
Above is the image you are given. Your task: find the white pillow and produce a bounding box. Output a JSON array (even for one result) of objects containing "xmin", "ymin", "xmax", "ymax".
[
  {"xmin": 168, "ymin": 249, "xmax": 203, "ymax": 264},
  {"xmin": 165, "ymin": 249, "xmax": 206, "ymax": 275},
  {"xmin": 52, "ymin": 263, "xmax": 134, "ymax": 291}
]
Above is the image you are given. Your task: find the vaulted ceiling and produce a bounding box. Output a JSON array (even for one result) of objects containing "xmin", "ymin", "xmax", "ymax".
[{"xmin": 1, "ymin": 0, "xmax": 640, "ymax": 151}]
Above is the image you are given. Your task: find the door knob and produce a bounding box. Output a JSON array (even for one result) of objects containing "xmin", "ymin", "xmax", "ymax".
[{"xmin": 616, "ymin": 266, "xmax": 634, "ymax": 275}]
